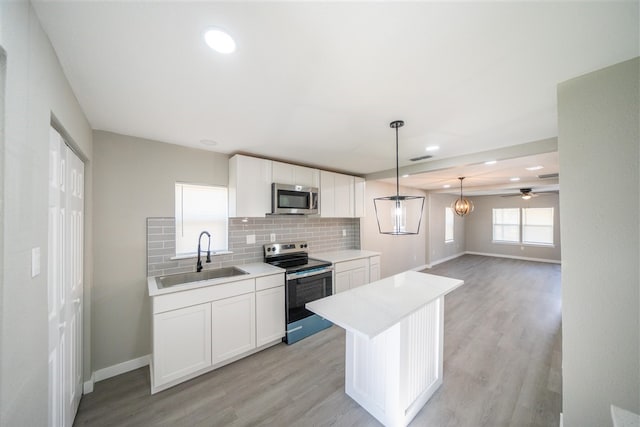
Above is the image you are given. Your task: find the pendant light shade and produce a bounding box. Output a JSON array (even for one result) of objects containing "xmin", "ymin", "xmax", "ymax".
[
  {"xmin": 452, "ymin": 177, "xmax": 474, "ymax": 216},
  {"xmin": 374, "ymin": 120, "xmax": 425, "ymax": 235}
]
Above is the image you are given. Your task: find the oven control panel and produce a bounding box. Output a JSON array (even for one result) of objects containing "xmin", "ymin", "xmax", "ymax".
[{"xmin": 264, "ymin": 241, "xmax": 309, "ymax": 256}]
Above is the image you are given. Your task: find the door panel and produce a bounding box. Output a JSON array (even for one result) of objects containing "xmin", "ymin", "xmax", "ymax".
[{"xmin": 48, "ymin": 127, "xmax": 84, "ymax": 427}]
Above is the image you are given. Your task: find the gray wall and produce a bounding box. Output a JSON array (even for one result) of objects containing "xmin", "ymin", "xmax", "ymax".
[
  {"xmin": 92, "ymin": 131, "xmax": 228, "ymax": 371},
  {"xmin": 360, "ymin": 180, "xmax": 428, "ymax": 277},
  {"xmin": 465, "ymin": 193, "xmax": 561, "ymax": 262},
  {"xmin": 558, "ymin": 57, "xmax": 639, "ymax": 426},
  {"xmin": 0, "ymin": 3, "xmax": 93, "ymax": 425},
  {"xmin": 427, "ymin": 193, "xmax": 466, "ymax": 265}
]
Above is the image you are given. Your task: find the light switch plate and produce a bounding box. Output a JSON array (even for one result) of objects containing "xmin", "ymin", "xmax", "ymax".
[
  {"xmin": 270, "ymin": 233, "xmax": 276, "ymax": 242},
  {"xmin": 32, "ymin": 247, "xmax": 41, "ymax": 278},
  {"xmin": 246, "ymin": 234, "xmax": 256, "ymax": 245}
]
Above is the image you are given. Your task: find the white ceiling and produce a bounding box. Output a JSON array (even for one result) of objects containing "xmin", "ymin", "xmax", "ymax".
[{"xmin": 33, "ymin": 1, "xmax": 638, "ymax": 189}]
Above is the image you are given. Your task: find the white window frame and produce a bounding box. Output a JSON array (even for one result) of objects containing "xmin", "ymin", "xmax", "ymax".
[
  {"xmin": 492, "ymin": 208, "xmax": 521, "ymax": 244},
  {"xmin": 445, "ymin": 207, "xmax": 454, "ymax": 243},
  {"xmin": 175, "ymin": 183, "xmax": 229, "ymax": 257},
  {"xmin": 522, "ymin": 207, "xmax": 554, "ymax": 246}
]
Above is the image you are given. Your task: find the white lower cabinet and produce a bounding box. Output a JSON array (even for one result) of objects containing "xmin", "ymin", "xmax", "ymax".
[
  {"xmin": 369, "ymin": 256, "xmax": 381, "ymax": 282},
  {"xmin": 211, "ymin": 293, "xmax": 256, "ymax": 365},
  {"xmin": 153, "ymin": 303, "xmax": 212, "ymax": 387},
  {"xmin": 150, "ymin": 272, "xmax": 285, "ymax": 393},
  {"xmin": 256, "ymin": 286, "xmax": 285, "ymax": 347},
  {"xmin": 334, "ymin": 255, "xmax": 382, "ymax": 294},
  {"xmin": 335, "ymin": 258, "xmax": 369, "ymax": 293}
]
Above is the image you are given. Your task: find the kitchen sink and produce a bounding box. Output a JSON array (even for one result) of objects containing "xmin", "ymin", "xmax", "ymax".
[{"xmin": 156, "ymin": 266, "xmax": 249, "ymax": 289}]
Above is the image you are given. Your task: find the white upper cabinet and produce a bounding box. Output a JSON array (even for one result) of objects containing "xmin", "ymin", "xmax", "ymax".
[
  {"xmin": 354, "ymin": 177, "xmax": 366, "ymax": 218},
  {"xmin": 272, "ymin": 161, "xmax": 319, "ymax": 188},
  {"xmin": 320, "ymin": 170, "xmax": 355, "ymax": 218},
  {"xmin": 229, "ymin": 154, "xmax": 272, "ymax": 217}
]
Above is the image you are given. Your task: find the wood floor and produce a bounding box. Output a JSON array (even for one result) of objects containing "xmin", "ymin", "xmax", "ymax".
[{"xmin": 74, "ymin": 255, "xmax": 562, "ymax": 427}]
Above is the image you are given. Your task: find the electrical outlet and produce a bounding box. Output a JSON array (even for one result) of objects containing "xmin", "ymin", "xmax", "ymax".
[
  {"xmin": 270, "ymin": 233, "xmax": 276, "ymax": 242},
  {"xmin": 342, "ymin": 229, "xmax": 347, "ymax": 237},
  {"xmin": 246, "ymin": 234, "xmax": 256, "ymax": 245}
]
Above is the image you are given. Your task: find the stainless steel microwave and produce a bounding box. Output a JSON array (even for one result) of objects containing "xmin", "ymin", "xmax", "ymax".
[{"xmin": 271, "ymin": 183, "xmax": 318, "ymax": 215}]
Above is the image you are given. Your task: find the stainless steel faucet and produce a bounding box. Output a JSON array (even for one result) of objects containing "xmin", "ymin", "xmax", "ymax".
[{"xmin": 196, "ymin": 231, "xmax": 211, "ymax": 272}]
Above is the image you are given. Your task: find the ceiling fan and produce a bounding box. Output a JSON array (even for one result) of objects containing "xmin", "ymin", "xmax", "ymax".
[{"xmin": 502, "ymin": 188, "xmax": 553, "ymax": 200}]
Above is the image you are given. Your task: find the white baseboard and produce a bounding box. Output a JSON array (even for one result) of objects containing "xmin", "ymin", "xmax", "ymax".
[
  {"xmin": 83, "ymin": 373, "xmax": 95, "ymax": 394},
  {"xmin": 411, "ymin": 264, "xmax": 430, "ymax": 272},
  {"xmin": 92, "ymin": 354, "xmax": 150, "ymax": 385},
  {"xmin": 464, "ymin": 251, "xmax": 561, "ymax": 264},
  {"xmin": 428, "ymin": 252, "xmax": 466, "ymax": 268}
]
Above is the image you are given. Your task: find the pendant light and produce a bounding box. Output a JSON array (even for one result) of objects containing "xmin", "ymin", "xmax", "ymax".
[
  {"xmin": 452, "ymin": 177, "xmax": 474, "ymax": 216},
  {"xmin": 374, "ymin": 120, "xmax": 425, "ymax": 235}
]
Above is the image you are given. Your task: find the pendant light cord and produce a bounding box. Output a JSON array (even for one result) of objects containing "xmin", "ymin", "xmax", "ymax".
[{"xmin": 395, "ymin": 125, "xmax": 400, "ymax": 200}]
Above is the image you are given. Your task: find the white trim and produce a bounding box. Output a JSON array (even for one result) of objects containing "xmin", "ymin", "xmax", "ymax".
[
  {"xmin": 93, "ymin": 354, "xmax": 150, "ymax": 383},
  {"xmin": 465, "ymin": 251, "xmax": 561, "ymax": 264},
  {"xmin": 428, "ymin": 252, "xmax": 465, "ymax": 268},
  {"xmin": 83, "ymin": 373, "xmax": 94, "ymax": 394},
  {"xmin": 559, "ymin": 413, "xmax": 563, "ymax": 427},
  {"xmin": 411, "ymin": 264, "xmax": 430, "ymax": 272}
]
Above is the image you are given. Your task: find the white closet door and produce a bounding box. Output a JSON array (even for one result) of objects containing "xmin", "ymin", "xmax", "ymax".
[
  {"xmin": 48, "ymin": 127, "xmax": 84, "ymax": 427},
  {"xmin": 66, "ymin": 140, "xmax": 84, "ymax": 424}
]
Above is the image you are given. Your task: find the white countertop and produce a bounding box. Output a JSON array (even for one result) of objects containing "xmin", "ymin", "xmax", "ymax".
[
  {"xmin": 147, "ymin": 262, "xmax": 285, "ymax": 296},
  {"xmin": 311, "ymin": 249, "xmax": 380, "ymax": 264},
  {"xmin": 306, "ymin": 270, "xmax": 463, "ymax": 339}
]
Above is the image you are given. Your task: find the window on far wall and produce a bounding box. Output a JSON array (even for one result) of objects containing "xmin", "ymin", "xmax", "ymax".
[
  {"xmin": 175, "ymin": 183, "xmax": 229, "ymax": 256},
  {"xmin": 522, "ymin": 207, "xmax": 554, "ymax": 246},
  {"xmin": 445, "ymin": 207, "xmax": 454, "ymax": 243},
  {"xmin": 492, "ymin": 208, "xmax": 520, "ymax": 243}
]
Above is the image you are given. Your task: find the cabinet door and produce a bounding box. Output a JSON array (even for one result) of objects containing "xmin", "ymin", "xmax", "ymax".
[
  {"xmin": 350, "ymin": 266, "xmax": 369, "ymax": 289},
  {"xmin": 354, "ymin": 177, "xmax": 365, "ymax": 218},
  {"xmin": 320, "ymin": 170, "xmax": 336, "ymax": 217},
  {"xmin": 212, "ymin": 293, "xmax": 256, "ymax": 364},
  {"xmin": 229, "ymin": 155, "xmax": 272, "ymax": 217},
  {"xmin": 153, "ymin": 303, "xmax": 212, "ymax": 387},
  {"xmin": 256, "ymin": 286, "xmax": 285, "ymax": 347},
  {"xmin": 272, "ymin": 161, "xmax": 295, "ymax": 185},
  {"xmin": 293, "ymin": 165, "xmax": 319, "ymax": 188},
  {"xmin": 335, "ymin": 271, "xmax": 350, "ymax": 294},
  {"xmin": 334, "ymin": 173, "xmax": 354, "ymax": 218},
  {"xmin": 369, "ymin": 256, "xmax": 381, "ymax": 282}
]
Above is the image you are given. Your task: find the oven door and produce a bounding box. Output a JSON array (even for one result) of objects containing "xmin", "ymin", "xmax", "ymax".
[{"xmin": 286, "ymin": 270, "xmax": 332, "ymax": 324}]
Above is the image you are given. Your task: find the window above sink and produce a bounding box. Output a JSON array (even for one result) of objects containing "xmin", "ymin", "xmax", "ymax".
[{"xmin": 175, "ymin": 182, "xmax": 229, "ymax": 257}]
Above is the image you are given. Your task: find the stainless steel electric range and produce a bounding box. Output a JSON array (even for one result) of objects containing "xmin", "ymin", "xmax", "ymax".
[{"xmin": 264, "ymin": 242, "xmax": 333, "ymax": 344}]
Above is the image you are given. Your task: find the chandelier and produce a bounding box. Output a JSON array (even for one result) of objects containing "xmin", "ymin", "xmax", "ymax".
[{"xmin": 452, "ymin": 177, "xmax": 474, "ymax": 216}]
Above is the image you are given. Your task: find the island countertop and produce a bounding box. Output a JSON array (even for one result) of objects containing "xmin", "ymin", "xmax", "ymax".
[{"xmin": 306, "ymin": 270, "xmax": 463, "ymax": 339}]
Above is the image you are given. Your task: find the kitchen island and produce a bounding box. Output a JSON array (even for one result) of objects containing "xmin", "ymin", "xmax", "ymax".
[{"xmin": 306, "ymin": 270, "xmax": 463, "ymax": 427}]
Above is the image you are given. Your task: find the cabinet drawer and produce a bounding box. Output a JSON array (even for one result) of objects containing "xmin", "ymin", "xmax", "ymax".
[
  {"xmin": 369, "ymin": 256, "xmax": 380, "ymax": 267},
  {"xmin": 153, "ymin": 278, "xmax": 255, "ymax": 314},
  {"xmin": 335, "ymin": 258, "xmax": 368, "ymax": 273},
  {"xmin": 256, "ymin": 273, "xmax": 285, "ymax": 291}
]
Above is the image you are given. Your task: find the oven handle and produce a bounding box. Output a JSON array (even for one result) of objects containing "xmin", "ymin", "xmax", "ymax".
[{"xmin": 286, "ymin": 267, "xmax": 333, "ymax": 281}]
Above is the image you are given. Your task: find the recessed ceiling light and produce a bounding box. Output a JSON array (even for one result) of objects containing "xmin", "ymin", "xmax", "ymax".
[
  {"xmin": 485, "ymin": 160, "xmax": 497, "ymax": 165},
  {"xmin": 425, "ymin": 145, "xmax": 439, "ymax": 152},
  {"xmin": 526, "ymin": 165, "xmax": 544, "ymax": 171},
  {"xmin": 204, "ymin": 28, "xmax": 236, "ymax": 54},
  {"xmin": 443, "ymin": 184, "xmax": 451, "ymax": 189},
  {"xmin": 200, "ymin": 139, "xmax": 218, "ymax": 146},
  {"xmin": 510, "ymin": 177, "xmax": 521, "ymax": 182}
]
